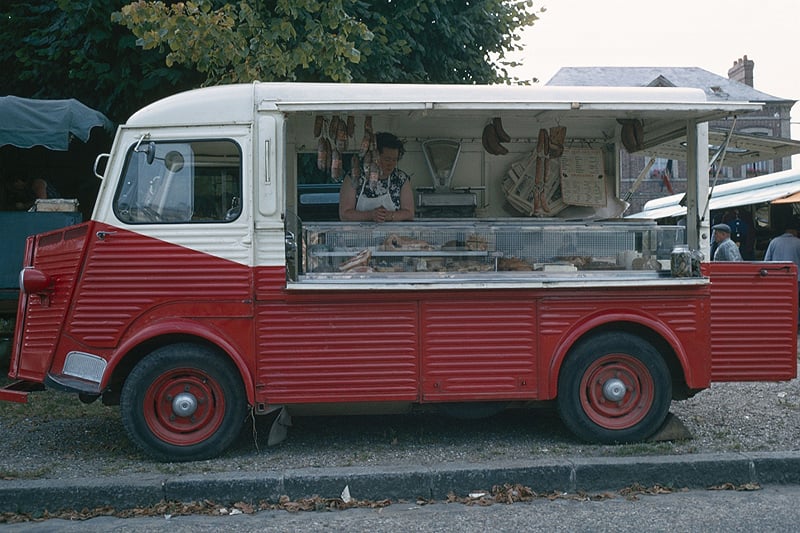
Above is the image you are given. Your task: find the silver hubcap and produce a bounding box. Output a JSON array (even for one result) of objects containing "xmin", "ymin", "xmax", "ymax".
[
  {"xmin": 602, "ymin": 378, "xmax": 627, "ymax": 401},
  {"xmin": 172, "ymin": 392, "xmax": 198, "ymax": 417}
]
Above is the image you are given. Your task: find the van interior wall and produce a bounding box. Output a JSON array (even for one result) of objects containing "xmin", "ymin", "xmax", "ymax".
[
  {"xmin": 287, "ymin": 112, "xmax": 620, "ymax": 221},
  {"xmin": 0, "ymin": 131, "xmax": 111, "ymax": 220}
]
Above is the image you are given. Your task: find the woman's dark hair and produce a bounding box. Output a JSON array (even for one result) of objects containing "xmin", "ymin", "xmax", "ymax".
[{"xmin": 375, "ymin": 132, "xmax": 405, "ymax": 159}]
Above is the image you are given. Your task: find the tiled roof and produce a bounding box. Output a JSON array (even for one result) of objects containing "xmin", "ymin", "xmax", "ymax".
[{"xmin": 547, "ymin": 66, "xmax": 794, "ymax": 104}]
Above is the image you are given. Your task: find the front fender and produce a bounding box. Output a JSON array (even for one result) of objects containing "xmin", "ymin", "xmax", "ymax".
[{"xmin": 102, "ymin": 317, "xmax": 256, "ymax": 404}]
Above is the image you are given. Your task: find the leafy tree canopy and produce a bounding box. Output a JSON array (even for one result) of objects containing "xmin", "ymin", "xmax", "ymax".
[
  {"xmin": 114, "ymin": 0, "xmax": 543, "ymax": 84},
  {"xmin": 0, "ymin": 0, "xmax": 204, "ymax": 122},
  {"xmin": 350, "ymin": 0, "xmax": 542, "ymax": 84},
  {"xmin": 1, "ymin": 1, "xmax": 543, "ymax": 121}
]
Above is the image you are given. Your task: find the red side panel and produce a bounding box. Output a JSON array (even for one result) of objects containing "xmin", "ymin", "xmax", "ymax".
[
  {"xmin": 256, "ymin": 299, "xmax": 419, "ymax": 404},
  {"xmin": 67, "ymin": 224, "xmax": 253, "ymax": 349},
  {"xmin": 704, "ymin": 262, "xmax": 798, "ymax": 381},
  {"xmin": 12, "ymin": 223, "xmax": 91, "ymax": 380},
  {"xmin": 255, "ymin": 284, "xmax": 714, "ymax": 405},
  {"xmin": 255, "ymin": 265, "xmax": 288, "ymax": 302},
  {"xmin": 255, "ymin": 293, "xmax": 540, "ymax": 404},
  {"xmin": 420, "ymin": 297, "xmax": 537, "ymax": 401},
  {"xmin": 14, "ymin": 222, "xmax": 257, "ymax": 383}
]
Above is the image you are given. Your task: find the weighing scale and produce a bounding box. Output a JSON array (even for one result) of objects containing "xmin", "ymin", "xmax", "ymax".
[{"xmin": 416, "ymin": 139, "xmax": 478, "ymax": 217}]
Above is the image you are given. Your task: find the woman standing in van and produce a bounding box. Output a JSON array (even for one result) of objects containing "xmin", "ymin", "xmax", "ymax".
[{"xmin": 339, "ymin": 132, "xmax": 415, "ymax": 222}]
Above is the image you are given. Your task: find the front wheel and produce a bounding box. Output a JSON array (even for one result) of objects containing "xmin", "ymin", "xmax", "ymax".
[
  {"xmin": 120, "ymin": 343, "xmax": 247, "ymax": 462},
  {"xmin": 557, "ymin": 332, "xmax": 671, "ymax": 444}
]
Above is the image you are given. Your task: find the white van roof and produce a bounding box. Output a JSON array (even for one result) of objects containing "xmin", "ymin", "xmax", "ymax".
[{"xmin": 126, "ymin": 82, "xmax": 760, "ymax": 129}]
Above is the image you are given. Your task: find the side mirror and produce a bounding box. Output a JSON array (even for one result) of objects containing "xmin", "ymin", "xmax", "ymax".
[
  {"xmin": 145, "ymin": 142, "xmax": 156, "ymax": 164},
  {"xmin": 133, "ymin": 136, "xmax": 156, "ymax": 164}
]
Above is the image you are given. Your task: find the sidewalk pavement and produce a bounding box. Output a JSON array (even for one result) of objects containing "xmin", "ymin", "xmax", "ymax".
[{"xmin": 1, "ymin": 451, "xmax": 799, "ymax": 514}]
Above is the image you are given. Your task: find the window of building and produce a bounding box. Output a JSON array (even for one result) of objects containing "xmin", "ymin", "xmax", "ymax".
[
  {"xmin": 744, "ymin": 159, "xmax": 774, "ymax": 177},
  {"xmin": 648, "ymin": 157, "xmax": 678, "ymax": 193}
]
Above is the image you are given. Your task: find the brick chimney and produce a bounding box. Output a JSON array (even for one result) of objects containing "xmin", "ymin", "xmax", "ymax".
[{"xmin": 728, "ymin": 55, "xmax": 754, "ymax": 87}]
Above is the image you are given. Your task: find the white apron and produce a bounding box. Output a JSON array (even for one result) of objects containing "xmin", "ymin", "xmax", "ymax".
[{"xmin": 355, "ymin": 177, "xmax": 397, "ymax": 212}]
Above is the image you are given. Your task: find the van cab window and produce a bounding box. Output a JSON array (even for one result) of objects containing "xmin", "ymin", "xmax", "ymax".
[{"xmin": 114, "ymin": 139, "xmax": 242, "ymax": 224}]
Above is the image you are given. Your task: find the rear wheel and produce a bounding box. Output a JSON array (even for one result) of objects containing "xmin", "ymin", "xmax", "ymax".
[
  {"xmin": 121, "ymin": 343, "xmax": 247, "ymax": 462},
  {"xmin": 557, "ymin": 332, "xmax": 671, "ymax": 444}
]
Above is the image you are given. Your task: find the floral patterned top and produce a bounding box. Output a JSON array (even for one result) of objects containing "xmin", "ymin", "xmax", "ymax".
[{"xmin": 350, "ymin": 169, "xmax": 410, "ymax": 211}]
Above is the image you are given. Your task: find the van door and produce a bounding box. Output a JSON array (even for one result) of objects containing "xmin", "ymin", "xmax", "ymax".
[
  {"xmin": 705, "ymin": 262, "xmax": 797, "ymax": 381},
  {"xmin": 68, "ymin": 132, "xmax": 255, "ymax": 351}
]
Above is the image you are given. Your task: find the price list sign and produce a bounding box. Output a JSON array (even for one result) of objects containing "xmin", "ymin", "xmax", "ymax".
[{"xmin": 560, "ymin": 147, "xmax": 607, "ymax": 206}]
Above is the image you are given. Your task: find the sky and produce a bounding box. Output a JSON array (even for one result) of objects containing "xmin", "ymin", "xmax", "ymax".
[{"xmin": 507, "ymin": 0, "xmax": 800, "ymax": 156}]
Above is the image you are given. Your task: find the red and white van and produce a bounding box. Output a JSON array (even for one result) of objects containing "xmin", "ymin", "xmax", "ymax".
[{"xmin": 3, "ymin": 83, "xmax": 796, "ymax": 461}]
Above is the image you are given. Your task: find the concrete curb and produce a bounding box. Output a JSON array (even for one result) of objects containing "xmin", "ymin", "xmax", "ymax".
[{"xmin": 1, "ymin": 451, "xmax": 799, "ymax": 514}]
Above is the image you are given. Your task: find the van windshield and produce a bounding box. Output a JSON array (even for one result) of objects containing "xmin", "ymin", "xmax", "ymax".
[{"xmin": 113, "ymin": 139, "xmax": 242, "ymax": 224}]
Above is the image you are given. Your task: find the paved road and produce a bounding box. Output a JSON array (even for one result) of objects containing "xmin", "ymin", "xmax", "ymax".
[{"xmin": 5, "ymin": 484, "xmax": 799, "ymax": 532}]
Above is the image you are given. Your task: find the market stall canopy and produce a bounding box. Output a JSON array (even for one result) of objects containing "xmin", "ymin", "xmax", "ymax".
[
  {"xmin": 0, "ymin": 96, "xmax": 114, "ymax": 151},
  {"xmin": 642, "ymin": 129, "xmax": 800, "ymax": 166},
  {"xmin": 627, "ymin": 167, "xmax": 800, "ymax": 219},
  {"xmin": 770, "ymin": 190, "xmax": 800, "ymax": 204}
]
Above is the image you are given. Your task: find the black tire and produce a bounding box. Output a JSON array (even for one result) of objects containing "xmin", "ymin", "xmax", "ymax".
[
  {"xmin": 120, "ymin": 343, "xmax": 247, "ymax": 462},
  {"xmin": 557, "ymin": 332, "xmax": 671, "ymax": 444}
]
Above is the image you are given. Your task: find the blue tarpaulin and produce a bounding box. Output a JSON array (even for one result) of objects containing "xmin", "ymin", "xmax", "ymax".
[{"xmin": 0, "ymin": 96, "xmax": 113, "ymax": 151}]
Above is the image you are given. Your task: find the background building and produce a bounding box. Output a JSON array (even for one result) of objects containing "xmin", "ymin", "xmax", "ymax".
[{"xmin": 547, "ymin": 56, "xmax": 796, "ymax": 215}]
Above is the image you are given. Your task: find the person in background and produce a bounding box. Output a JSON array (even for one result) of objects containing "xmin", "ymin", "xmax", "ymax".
[
  {"xmin": 338, "ymin": 132, "xmax": 414, "ymax": 222},
  {"xmin": 721, "ymin": 208, "xmax": 755, "ymax": 259},
  {"xmin": 711, "ymin": 223, "xmax": 742, "ymax": 261},
  {"xmin": 7, "ymin": 176, "xmax": 59, "ymax": 210},
  {"xmin": 764, "ymin": 219, "xmax": 800, "ymax": 279}
]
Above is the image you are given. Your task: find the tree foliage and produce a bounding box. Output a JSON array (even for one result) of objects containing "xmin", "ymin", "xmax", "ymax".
[
  {"xmin": 114, "ymin": 0, "xmax": 542, "ymax": 84},
  {"xmin": 0, "ymin": 1, "xmax": 204, "ymax": 122},
  {"xmin": 1, "ymin": 1, "xmax": 543, "ymax": 121},
  {"xmin": 113, "ymin": 0, "xmax": 374, "ymax": 83},
  {"xmin": 350, "ymin": 1, "xmax": 540, "ymax": 84}
]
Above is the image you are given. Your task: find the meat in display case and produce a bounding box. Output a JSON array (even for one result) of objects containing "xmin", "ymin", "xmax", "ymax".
[{"xmin": 298, "ymin": 220, "xmax": 686, "ymax": 280}]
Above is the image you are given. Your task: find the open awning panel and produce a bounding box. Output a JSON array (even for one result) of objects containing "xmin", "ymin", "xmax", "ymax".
[
  {"xmin": 642, "ymin": 129, "xmax": 800, "ymax": 166},
  {"xmin": 771, "ymin": 190, "xmax": 800, "ymax": 204}
]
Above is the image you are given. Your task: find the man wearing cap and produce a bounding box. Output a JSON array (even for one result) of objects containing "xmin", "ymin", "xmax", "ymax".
[{"xmin": 712, "ymin": 223, "xmax": 742, "ymax": 261}]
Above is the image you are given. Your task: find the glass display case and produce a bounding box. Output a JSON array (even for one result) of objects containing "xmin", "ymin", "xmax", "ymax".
[{"xmin": 297, "ymin": 220, "xmax": 686, "ymax": 281}]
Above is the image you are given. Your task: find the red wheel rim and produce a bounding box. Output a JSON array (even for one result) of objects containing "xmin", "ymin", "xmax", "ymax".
[
  {"xmin": 142, "ymin": 368, "xmax": 226, "ymax": 446},
  {"xmin": 579, "ymin": 353, "xmax": 654, "ymax": 430}
]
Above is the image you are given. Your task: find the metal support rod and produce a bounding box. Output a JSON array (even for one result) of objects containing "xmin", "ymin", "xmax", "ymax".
[{"xmin": 623, "ymin": 157, "xmax": 656, "ymax": 202}]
